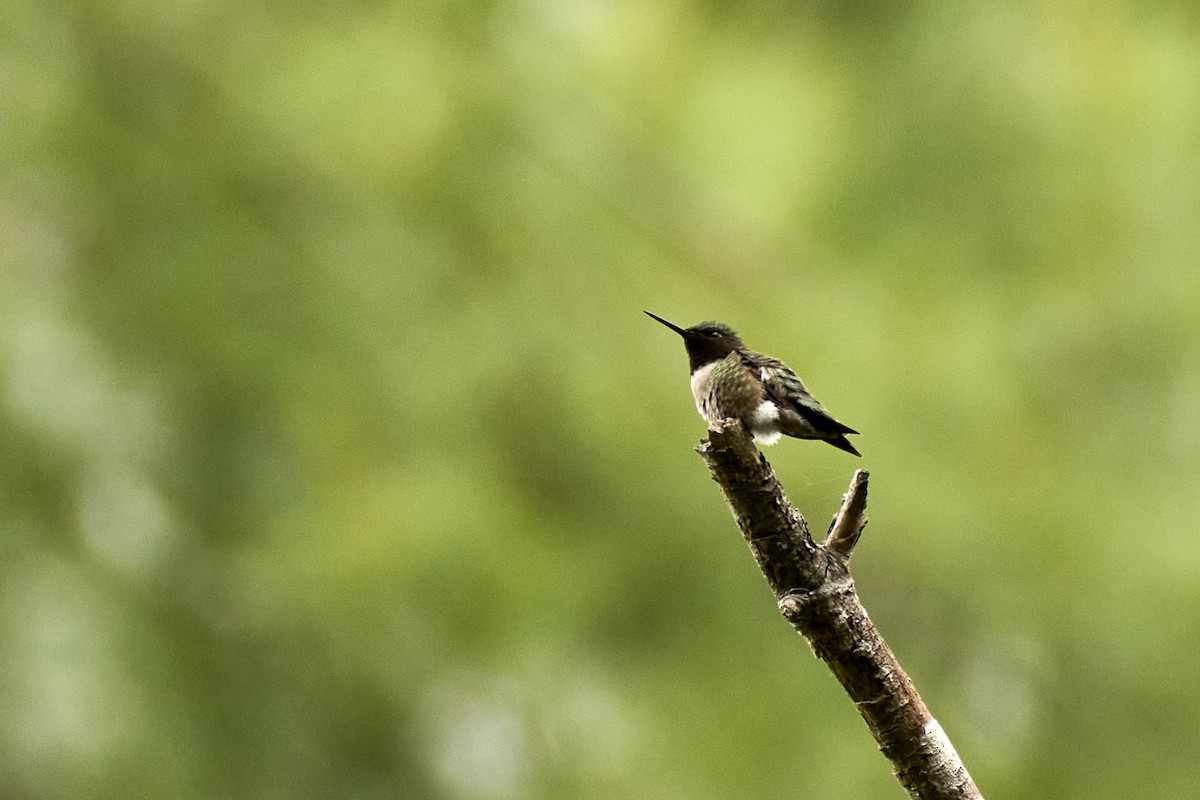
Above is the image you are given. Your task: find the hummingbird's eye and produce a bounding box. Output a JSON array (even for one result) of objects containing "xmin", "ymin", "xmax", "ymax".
[{"xmin": 708, "ymin": 330, "xmax": 721, "ymax": 338}]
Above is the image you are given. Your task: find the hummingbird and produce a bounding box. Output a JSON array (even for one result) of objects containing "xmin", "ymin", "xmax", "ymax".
[{"xmin": 646, "ymin": 312, "xmax": 861, "ymax": 456}]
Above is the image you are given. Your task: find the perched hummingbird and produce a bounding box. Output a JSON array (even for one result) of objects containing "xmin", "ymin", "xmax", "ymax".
[{"xmin": 646, "ymin": 312, "xmax": 861, "ymax": 456}]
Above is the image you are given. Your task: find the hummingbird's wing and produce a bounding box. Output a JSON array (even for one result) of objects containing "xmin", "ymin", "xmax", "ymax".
[{"xmin": 742, "ymin": 352, "xmax": 859, "ymax": 436}]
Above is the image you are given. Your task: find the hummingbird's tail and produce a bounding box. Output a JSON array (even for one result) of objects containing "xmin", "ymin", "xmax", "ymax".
[
  {"xmin": 826, "ymin": 434, "xmax": 862, "ymax": 457},
  {"xmin": 775, "ymin": 404, "xmax": 861, "ymax": 456}
]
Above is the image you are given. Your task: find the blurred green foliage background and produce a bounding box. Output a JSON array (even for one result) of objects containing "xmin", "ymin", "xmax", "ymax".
[{"xmin": 3, "ymin": 1, "xmax": 1200, "ymax": 798}]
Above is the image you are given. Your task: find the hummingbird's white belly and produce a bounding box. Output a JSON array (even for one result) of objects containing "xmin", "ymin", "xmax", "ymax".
[
  {"xmin": 690, "ymin": 362, "xmax": 718, "ymax": 420},
  {"xmin": 748, "ymin": 401, "xmax": 782, "ymax": 445}
]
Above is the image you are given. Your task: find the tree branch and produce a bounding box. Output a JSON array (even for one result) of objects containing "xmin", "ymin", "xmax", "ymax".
[
  {"xmin": 696, "ymin": 420, "xmax": 983, "ymax": 800},
  {"xmin": 824, "ymin": 467, "xmax": 869, "ymax": 557}
]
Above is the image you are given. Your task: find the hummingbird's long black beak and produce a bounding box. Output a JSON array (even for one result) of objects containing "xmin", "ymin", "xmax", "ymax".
[{"xmin": 644, "ymin": 311, "xmax": 688, "ymax": 337}]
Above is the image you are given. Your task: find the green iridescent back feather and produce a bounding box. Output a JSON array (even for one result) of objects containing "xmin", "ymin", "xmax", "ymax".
[{"xmin": 742, "ymin": 351, "xmax": 858, "ymax": 436}]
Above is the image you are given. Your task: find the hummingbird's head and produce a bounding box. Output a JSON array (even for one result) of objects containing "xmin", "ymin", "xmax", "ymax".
[{"xmin": 645, "ymin": 312, "xmax": 744, "ymax": 371}]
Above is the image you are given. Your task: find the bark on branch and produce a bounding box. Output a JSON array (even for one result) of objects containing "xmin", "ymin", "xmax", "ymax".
[{"xmin": 696, "ymin": 420, "xmax": 983, "ymax": 800}]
